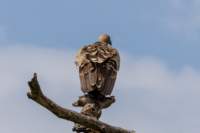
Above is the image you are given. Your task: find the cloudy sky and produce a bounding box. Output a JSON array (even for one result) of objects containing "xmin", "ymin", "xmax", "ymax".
[{"xmin": 1, "ymin": 0, "xmax": 200, "ymax": 133}]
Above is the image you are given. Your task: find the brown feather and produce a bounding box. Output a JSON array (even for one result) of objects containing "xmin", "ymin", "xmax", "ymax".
[
  {"xmin": 89, "ymin": 63, "xmax": 97, "ymax": 86},
  {"xmin": 75, "ymin": 42, "xmax": 120, "ymax": 96}
]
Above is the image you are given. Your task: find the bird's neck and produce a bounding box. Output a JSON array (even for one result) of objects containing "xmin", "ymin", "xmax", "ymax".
[{"xmin": 95, "ymin": 41, "xmax": 109, "ymax": 46}]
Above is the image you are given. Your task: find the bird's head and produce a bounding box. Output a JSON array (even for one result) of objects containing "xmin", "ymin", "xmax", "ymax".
[{"xmin": 98, "ymin": 34, "xmax": 112, "ymax": 45}]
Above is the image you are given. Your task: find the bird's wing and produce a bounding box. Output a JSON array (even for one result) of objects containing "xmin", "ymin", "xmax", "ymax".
[
  {"xmin": 75, "ymin": 45, "xmax": 97, "ymax": 93},
  {"xmin": 97, "ymin": 48, "xmax": 120, "ymax": 95},
  {"xmin": 75, "ymin": 44, "xmax": 120, "ymax": 95}
]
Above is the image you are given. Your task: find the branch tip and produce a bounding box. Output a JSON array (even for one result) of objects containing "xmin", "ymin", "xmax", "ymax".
[{"xmin": 27, "ymin": 92, "xmax": 33, "ymax": 99}]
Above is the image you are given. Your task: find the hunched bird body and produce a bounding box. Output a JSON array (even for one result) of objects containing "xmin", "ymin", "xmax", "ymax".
[{"xmin": 75, "ymin": 34, "xmax": 120, "ymax": 99}]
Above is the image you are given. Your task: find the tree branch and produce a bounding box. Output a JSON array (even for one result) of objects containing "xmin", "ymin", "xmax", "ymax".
[{"xmin": 27, "ymin": 73, "xmax": 135, "ymax": 133}]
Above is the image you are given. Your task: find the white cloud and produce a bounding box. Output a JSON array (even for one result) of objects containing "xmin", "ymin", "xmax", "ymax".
[
  {"xmin": 114, "ymin": 54, "xmax": 200, "ymax": 133},
  {"xmin": 119, "ymin": 55, "xmax": 200, "ymax": 93},
  {"xmin": 0, "ymin": 46, "xmax": 200, "ymax": 133},
  {"xmin": 0, "ymin": 45, "xmax": 79, "ymax": 99}
]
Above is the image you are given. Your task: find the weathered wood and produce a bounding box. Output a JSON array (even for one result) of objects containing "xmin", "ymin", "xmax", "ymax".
[{"xmin": 27, "ymin": 73, "xmax": 135, "ymax": 133}]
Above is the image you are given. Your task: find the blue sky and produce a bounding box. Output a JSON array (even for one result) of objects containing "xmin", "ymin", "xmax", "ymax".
[
  {"xmin": 1, "ymin": 0, "xmax": 200, "ymax": 68},
  {"xmin": 1, "ymin": 0, "xmax": 200, "ymax": 133}
]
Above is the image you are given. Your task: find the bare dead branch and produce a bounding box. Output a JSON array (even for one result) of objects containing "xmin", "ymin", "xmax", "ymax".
[{"xmin": 27, "ymin": 73, "xmax": 135, "ymax": 133}]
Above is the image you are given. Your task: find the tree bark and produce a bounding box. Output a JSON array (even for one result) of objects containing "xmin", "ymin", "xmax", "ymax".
[{"xmin": 27, "ymin": 73, "xmax": 135, "ymax": 133}]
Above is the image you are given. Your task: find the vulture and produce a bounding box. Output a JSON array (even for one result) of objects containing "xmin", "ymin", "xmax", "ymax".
[{"xmin": 75, "ymin": 34, "xmax": 120, "ymax": 99}]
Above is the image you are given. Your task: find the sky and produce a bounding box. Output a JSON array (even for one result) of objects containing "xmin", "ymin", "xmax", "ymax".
[{"xmin": 1, "ymin": 0, "xmax": 200, "ymax": 133}]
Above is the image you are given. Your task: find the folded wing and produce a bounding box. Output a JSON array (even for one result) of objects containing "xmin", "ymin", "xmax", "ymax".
[{"xmin": 75, "ymin": 43, "xmax": 120, "ymax": 96}]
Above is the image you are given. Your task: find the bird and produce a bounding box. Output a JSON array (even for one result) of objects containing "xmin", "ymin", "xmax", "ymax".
[{"xmin": 75, "ymin": 34, "xmax": 120, "ymax": 100}]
